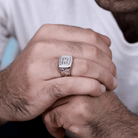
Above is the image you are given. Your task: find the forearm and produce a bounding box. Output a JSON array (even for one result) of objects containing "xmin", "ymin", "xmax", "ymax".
[{"xmin": 93, "ymin": 91, "xmax": 138, "ymax": 138}]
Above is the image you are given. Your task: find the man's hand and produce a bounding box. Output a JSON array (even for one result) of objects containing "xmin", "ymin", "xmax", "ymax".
[
  {"xmin": 0, "ymin": 24, "xmax": 117, "ymax": 124},
  {"xmin": 43, "ymin": 92, "xmax": 138, "ymax": 138}
]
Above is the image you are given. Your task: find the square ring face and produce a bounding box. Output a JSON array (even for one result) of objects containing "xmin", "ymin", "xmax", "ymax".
[{"xmin": 59, "ymin": 55, "xmax": 73, "ymax": 68}]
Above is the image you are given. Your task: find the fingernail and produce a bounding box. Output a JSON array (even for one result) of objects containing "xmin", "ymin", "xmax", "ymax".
[
  {"xmin": 113, "ymin": 77, "xmax": 118, "ymax": 88},
  {"xmin": 101, "ymin": 84, "xmax": 106, "ymax": 93}
]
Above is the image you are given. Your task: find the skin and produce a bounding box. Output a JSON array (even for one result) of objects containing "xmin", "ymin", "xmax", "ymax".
[
  {"xmin": 95, "ymin": 0, "xmax": 138, "ymax": 43},
  {"xmin": 0, "ymin": 24, "xmax": 117, "ymax": 125},
  {"xmin": 1, "ymin": 1, "xmax": 137, "ymax": 137},
  {"xmin": 42, "ymin": 1, "xmax": 138, "ymax": 138},
  {"xmin": 43, "ymin": 92, "xmax": 138, "ymax": 138}
]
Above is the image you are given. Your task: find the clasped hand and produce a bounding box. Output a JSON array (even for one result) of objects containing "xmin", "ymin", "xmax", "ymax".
[{"xmin": 1, "ymin": 24, "xmax": 117, "ymax": 137}]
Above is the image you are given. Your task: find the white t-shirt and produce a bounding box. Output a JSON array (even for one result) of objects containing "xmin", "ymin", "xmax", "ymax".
[{"xmin": 0, "ymin": 0, "xmax": 138, "ymax": 116}]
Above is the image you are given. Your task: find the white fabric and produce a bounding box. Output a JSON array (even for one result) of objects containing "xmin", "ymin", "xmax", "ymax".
[{"xmin": 0, "ymin": 0, "xmax": 138, "ymax": 128}]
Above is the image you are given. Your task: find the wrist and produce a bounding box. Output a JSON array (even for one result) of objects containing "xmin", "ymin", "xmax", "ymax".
[
  {"xmin": 107, "ymin": 115, "xmax": 138, "ymax": 138},
  {"xmin": 94, "ymin": 91, "xmax": 138, "ymax": 138}
]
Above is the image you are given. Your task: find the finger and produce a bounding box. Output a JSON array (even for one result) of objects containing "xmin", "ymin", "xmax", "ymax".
[
  {"xmin": 33, "ymin": 40, "xmax": 114, "ymax": 74},
  {"xmin": 42, "ymin": 100, "xmax": 75, "ymax": 138},
  {"xmin": 37, "ymin": 77, "xmax": 106, "ymax": 107},
  {"xmin": 49, "ymin": 40, "xmax": 113, "ymax": 73},
  {"xmin": 39, "ymin": 58, "xmax": 116, "ymax": 90},
  {"xmin": 42, "ymin": 98, "xmax": 80, "ymax": 138},
  {"xmin": 34, "ymin": 24, "xmax": 112, "ymax": 58},
  {"xmin": 97, "ymin": 33, "xmax": 111, "ymax": 46},
  {"xmin": 46, "ymin": 96, "xmax": 74, "ymax": 112},
  {"xmin": 71, "ymin": 58, "xmax": 117, "ymax": 90}
]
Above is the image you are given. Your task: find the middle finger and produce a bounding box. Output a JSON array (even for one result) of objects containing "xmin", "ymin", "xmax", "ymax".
[{"xmin": 34, "ymin": 40, "xmax": 116, "ymax": 76}]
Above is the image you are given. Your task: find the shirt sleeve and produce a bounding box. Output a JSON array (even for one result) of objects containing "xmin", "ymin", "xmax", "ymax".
[{"xmin": 0, "ymin": 0, "xmax": 12, "ymax": 69}]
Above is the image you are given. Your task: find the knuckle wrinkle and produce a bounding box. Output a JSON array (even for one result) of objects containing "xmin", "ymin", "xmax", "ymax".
[
  {"xmin": 49, "ymin": 111, "xmax": 61, "ymax": 127},
  {"xmin": 48, "ymin": 83, "xmax": 63, "ymax": 100}
]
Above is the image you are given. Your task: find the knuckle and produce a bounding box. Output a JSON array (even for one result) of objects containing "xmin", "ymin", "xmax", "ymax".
[
  {"xmin": 39, "ymin": 24, "xmax": 52, "ymax": 31},
  {"xmin": 38, "ymin": 24, "xmax": 47, "ymax": 33},
  {"xmin": 110, "ymin": 63, "xmax": 116, "ymax": 76},
  {"xmin": 77, "ymin": 60, "xmax": 89, "ymax": 76},
  {"xmin": 47, "ymin": 83, "xmax": 63, "ymax": 100},
  {"xmin": 90, "ymin": 80, "xmax": 99, "ymax": 92},
  {"xmin": 97, "ymin": 70, "xmax": 114, "ymax": 89},
  {"xmin": 39, "ymin": 24, "xmax": 46, "ymax": 30},
  {"xmin": 43, "ymin": 114, "xmax": 50, "ymax": 125},
  {"xmin": 108, "ymin": 77, "xmax": 115, "ymax": 89},
  {"xmin": 27, "ymin": 41, "xmax": 46, "ymax": 65},
  {"xmin": 97, "ymin": 70, "xmax": 105, "ymax": 83},
  {"xmin": 30, "ymin": 41, "xmax": 47, "ymax": 57},
  {"xmin": 85, "ymin": 29, "xmax": 99, "ymax": 43},
  {"xmin": 92, "ymin": 47, "xmax": 100, "ymax": 58},
  {"xmin": 33, "ymin": 40, "xmax": 55, "ymax": 55},
  {"xmin": 33, "ymin": 41, "xmax": 45, "ymax": 50},
  {"xmin": 72, "ymin": 126, "xmax": 82, "ymax": 135},
  {"xmin": 85, "ymin": 28, "xmax": 94, "ymax": 35},
  {"xmin": 38, "ymin": 24, "xmax": 55, "ymax": 36},
  {"xmin": 90, "ymin": 32, "xmax": 99, "ymax": 44},
  {"xmin": 61, "ymin": 78, "xmax": 74, "ymax": 92},
  {"xmin": 85, "ymin": 28, "xmax": 99, "ymax": 44},
  {"xmin": 104, "ymin": 74, "xmax": 114, "ymax": 90},
  {"xmin": 76, "ymin": 97, "xmax": 89, "ymax": 117},
  {"xmin": 49, "ymin": 110, "xmax": 61, "ymax": 127}
]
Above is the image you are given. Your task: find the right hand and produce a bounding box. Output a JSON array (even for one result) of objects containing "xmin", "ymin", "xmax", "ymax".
[{"xmin": 0, "ymin": 24, "xmax": 117, "ymax": 123}]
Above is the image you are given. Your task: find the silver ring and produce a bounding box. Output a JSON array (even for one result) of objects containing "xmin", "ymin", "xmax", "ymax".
[{"xmin": 59, "ymin": 55, "xmax": 73, "ymax": 77}]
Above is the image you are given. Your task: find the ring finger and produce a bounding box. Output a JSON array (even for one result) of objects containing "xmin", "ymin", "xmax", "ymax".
[{"xmin": 38, "ymin": 58, "xmax": 117, "ymax": 91}]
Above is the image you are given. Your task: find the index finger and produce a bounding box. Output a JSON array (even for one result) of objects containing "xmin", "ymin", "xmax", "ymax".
[{"xmin": 33, "ymin": 24, "xmax": 112, "ymax": 59}]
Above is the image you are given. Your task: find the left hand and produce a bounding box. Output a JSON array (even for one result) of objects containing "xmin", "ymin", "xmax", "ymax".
[{"xmin": 42, "ymin": 91, "xmax": 125, "ymax": 138}]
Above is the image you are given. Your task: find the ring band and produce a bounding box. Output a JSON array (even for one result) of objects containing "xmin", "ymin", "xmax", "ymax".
[{"xmin": 59, "ymin": 55, "xmax": 73, "ymax": 77}]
